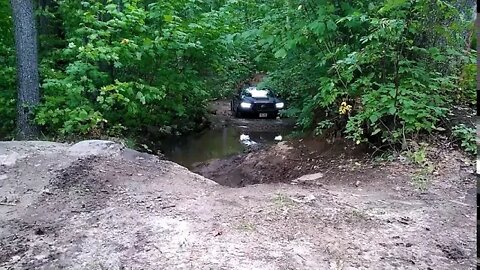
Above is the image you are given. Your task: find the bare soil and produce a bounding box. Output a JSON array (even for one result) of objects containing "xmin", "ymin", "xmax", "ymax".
[{"xmin": 0, "ymin": 111, "xmax": 477, "ymax": 269}]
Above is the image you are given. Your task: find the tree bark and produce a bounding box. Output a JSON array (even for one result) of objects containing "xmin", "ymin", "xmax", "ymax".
[{"xmin": 10, "ymin": 0, "xmax": 40, "ymax": 139}]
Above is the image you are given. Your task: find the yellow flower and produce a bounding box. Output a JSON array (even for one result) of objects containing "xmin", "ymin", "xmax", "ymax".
[
  {"xmin": 121, "ymin": 38, "xmax": 130, "ymax": 45},
  {"xmin": 338, "ymin": 102, "xmax": 352, "ymax": 115}
]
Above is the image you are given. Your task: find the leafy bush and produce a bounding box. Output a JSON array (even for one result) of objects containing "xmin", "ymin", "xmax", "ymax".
[
  {"xmin": 253, "ymin": 0, "xmax": 476, "ymax": 148},
  {"xmin": 0, "ymin": 90, "xmax": 15, "ymax": 138},
  {"xmin": 457, "ymin": 62, "xmax": 477, "ymax": 105},
  {"xmin": 0, "ymin": 0, "xmax": 475, "ymax": 145},
  {"xmin": 452, "ymin": 124, "xmax": 477, "ymax": 155},
  {"xmin": 0, "ymin": 1, "xmax": 15, "ymax": 138},
  {"xmin": 29, "ymin": 0, "xmax": 256, "ymax": 138}
]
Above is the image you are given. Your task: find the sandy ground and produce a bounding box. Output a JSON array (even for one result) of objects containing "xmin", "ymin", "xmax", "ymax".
[{"xmin": 0, "ymin": 139, "xmax": 477, "ymax": 269}]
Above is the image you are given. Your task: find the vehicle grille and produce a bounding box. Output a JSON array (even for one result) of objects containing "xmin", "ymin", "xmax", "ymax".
[{"xmin": 252, "ymin": 103, "xmax": 275, "ymax": 111}]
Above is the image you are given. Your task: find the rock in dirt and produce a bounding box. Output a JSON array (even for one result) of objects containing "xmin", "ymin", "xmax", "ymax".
[
  {"xmin": 274, "ymin": 141, "xmax": 293, "ymax": 152},
  {"xmin": 293, "ymin": 172, "xmax": 324, "ymax": 183},
  {"xmin": 66, "ymin": 140, "xmax": 124, "ymax": 157},
  {"xmin": 0, "ymin": 152, "xmax": 24, "ymax": 167},
  {"xmin": 290, "ymin": 194, "xmax": 316, "ymax": 203}
]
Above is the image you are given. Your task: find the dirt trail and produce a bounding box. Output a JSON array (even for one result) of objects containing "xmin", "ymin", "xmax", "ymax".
[{"xmin": 0, "ymin": 140, "xmax": 477, "ymax": 269}]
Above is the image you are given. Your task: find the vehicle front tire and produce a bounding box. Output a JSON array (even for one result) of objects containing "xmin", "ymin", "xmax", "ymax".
[
  {"xmin": 234, "ymin": 108, "xmax": 242, "ymax": 118},
  {"xmin": 269, "ymin": 112, "xmax": 279, "ymax": 119}
]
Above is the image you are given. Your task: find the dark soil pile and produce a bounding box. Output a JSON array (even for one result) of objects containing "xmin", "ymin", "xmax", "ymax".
[{"xmin": 193, "ymin": 137, "xmax": 378, "ymax": 187}]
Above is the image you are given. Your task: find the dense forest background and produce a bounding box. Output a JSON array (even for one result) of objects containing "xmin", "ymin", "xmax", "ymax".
[{"xmin": 0, "ymin": 0, "xmax": 477, "ymax": 153}]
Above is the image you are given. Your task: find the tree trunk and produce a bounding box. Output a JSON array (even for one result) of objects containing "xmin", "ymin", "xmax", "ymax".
[{"xmin": 10, "ymin": 0, "xmax": 40, "ymax": 139}]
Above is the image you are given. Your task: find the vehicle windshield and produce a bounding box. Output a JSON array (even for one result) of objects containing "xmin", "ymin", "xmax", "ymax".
[{"xmin": 243, "ymin": 87, "xmax": 275, "ymax": 98}]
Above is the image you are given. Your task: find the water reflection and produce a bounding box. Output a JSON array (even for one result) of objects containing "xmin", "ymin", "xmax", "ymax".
[
  {"xmin": 159, "ymin": 126, "xmax": 287, "ymax": 169},
  {"xmin": 239, "ymin": 134, "xmax": 257, "ymax": 146}
]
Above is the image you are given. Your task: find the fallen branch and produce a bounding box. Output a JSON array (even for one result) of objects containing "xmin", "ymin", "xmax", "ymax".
[
  {"xmin": 0, "ymin": 202, "xmax": 17, "ymax": 206},
  {"xmin": 297, "ymin": 253, "xmax": 306, "ymax": 261},
  {"xmin": 71, "ymin": 210, "xmax": 91, "ymax": 213}
]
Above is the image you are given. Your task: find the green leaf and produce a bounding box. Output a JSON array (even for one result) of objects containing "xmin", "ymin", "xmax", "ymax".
[
  {"xmin": 274, "ymin": 48, "xmax": 287, "ymax": 59},
  {"xmin": 379, "ymin": 0, "xmax": 407, "ymax": 14},
  {"xmin": 308, "ymin": 21, "xmax": 325, "ymax": 35},
  {"xmin": 105, "ymin": 4, "xmax": 117, "ymax": 12},
  {"xmin": 388, "ymin": 106, "xmax": 396, "ymax": 114},
  {"xmin": 371, "ymin": 128, "xmax": 382, "ymax": 135},
  {"xmin": 136, "ymin": 92, "xmax": 146, "ymax": 105},
  {"xmin": 326, "ymin": 20, "xmax": 337, "ymax": 31},
  {"xmin": 285, "ymin": 39, "xmax": 297, "ymax": 50},
  {"xmin": 79, "ymin": 109, "xmax": 88, "ymax": 119},
  {"xmin": 389, "ymin": 88, "xmax": 396, "ymax": 98},
  {"xmin": 163, "ymin": 15, "xmax": 173, "ymax": 22}
]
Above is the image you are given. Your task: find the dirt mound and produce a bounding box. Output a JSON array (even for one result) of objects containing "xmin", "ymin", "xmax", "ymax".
[
  {"xmin": 50, "ymin": 156, "xmax": 99, "ymax": 189},
  {"xmin": 0, "ymin": 140, "xmax": 477, "ymax": 269},
  {"xmin": 194, "ymin": 138, "xmax": 372, "ymax": 187}
]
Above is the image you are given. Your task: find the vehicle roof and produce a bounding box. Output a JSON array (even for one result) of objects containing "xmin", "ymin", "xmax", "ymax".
[
  {"xmin": 242, "ymin": 87, "xmax": 273, "ymax": 98},
  {"xmin": 244, "ymin": 86, "xmax": 272, "ymax": 91}
]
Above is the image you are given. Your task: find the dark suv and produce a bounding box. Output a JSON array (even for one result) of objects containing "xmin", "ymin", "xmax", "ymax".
[{"xmin": 231, "ymin": 87, "xmax": 284, "ymax": 118}]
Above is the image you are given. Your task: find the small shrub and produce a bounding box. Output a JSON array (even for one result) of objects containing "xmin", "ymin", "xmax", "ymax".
[{"xmin": 452, "ymin": 124, "xmax": 477, "ymax": 155}]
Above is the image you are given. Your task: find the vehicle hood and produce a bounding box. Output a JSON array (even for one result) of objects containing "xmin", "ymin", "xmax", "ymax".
[{"xmin": 241, "ymin": 96, "xmax": 281, "ymax": 104}]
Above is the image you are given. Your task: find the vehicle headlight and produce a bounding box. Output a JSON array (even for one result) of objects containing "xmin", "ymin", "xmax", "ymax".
[
  {"xmin": 240, "ymin": 102, "xmax": 252, "ymax": 109},
  {"xmin": 275, "ymin": 102, "xmax": 284, "ymax": 109}
]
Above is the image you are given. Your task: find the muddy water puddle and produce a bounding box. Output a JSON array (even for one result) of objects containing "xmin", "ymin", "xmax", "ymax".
[{"xmin": 158, "ymin": 126, "xmax": 291, "ymax": 169}]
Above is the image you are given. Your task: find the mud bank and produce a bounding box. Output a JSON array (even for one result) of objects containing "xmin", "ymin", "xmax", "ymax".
[
  {"xmin": 0, "ymin": 140, "xmax": 477, "ymax": 269},
  {"xmin": 193, "ymin": 137, "xmax": 369, "ymax": 187}
]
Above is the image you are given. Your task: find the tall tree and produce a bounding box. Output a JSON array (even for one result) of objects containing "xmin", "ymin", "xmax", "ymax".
[{"xmin": 10, "ymin": 0, "xmax": 39, "ymax": 139}]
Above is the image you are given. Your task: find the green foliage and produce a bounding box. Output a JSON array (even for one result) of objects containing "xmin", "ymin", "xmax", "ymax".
[
  {"xmin": 314, "ymin": 120, "xmax": 334, "ymax": 136},
  {"xmin": 457, "ymin": 61, "xmax": 477, "ymax": 105},
  {"xmin": 29, "ymin": 0, "xmax": 257, "ymax": 138},
  {"xmin": 412, "ymin": 165, "xmax": 434, "ymax": 191},
  {"xmin": 403, "ymin": 142, "xmax": 434, "ymax": 191},
  {"xmin": 0, "ymin": 0, "xmax": 476, "ymax": 145},
  {"xmin": 0, "ymin": 0, "xmax": 262, "ymax": 139},
  {"xmin": 452, "ymin": 124, "xmax": 477, "ymax": 155},
  {"xmin": 252, "ymin": 0, "xmax": 476, "ymax": 147},
  {"xmin": 0, "ymin": 91, "xmax": 15, "ymax": 138},
  {"xmin": 405, "ymin": 142, "xmax": 428, "ymax": 166},
  {"xmin": 0, "ymin": 0, "xmax": 15, "ymax": 138}
]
